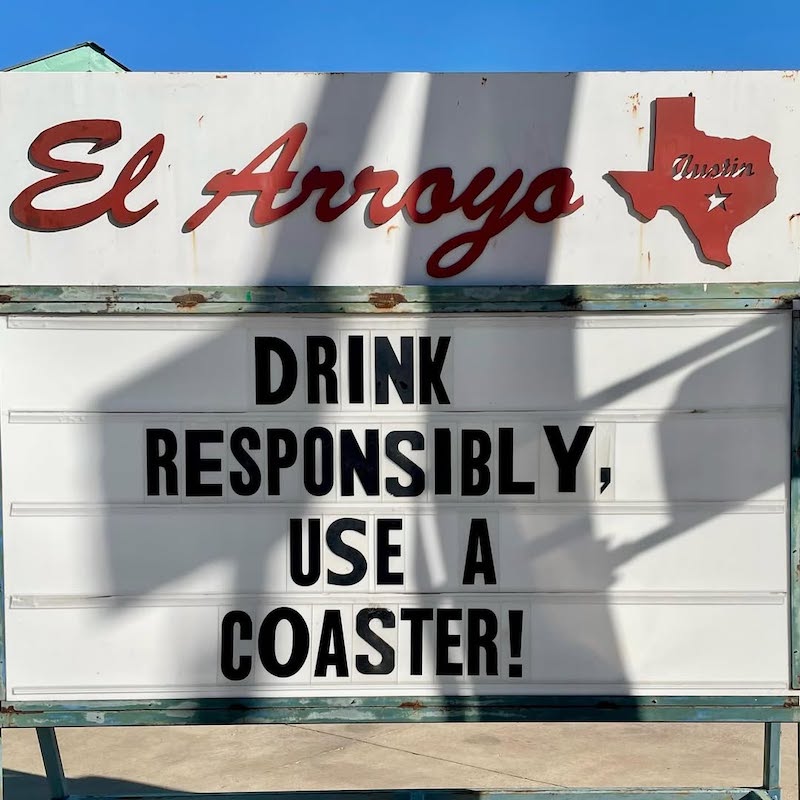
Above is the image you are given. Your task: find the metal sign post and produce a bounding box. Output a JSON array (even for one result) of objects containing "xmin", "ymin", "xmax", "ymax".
[{"xmin": 0, "ymin": 283, "xmax": 797, "ymax": 800}]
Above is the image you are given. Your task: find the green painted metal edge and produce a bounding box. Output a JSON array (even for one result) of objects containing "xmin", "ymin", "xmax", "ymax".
[
  {"xmin": 792, "ymin": 305, "xmax": 800, "ymax": 691},
  {"xmin": 3, "ymin": 696, "xmax": 800, "ymax": 728},
  {"xmin": 762, "ymin": 723, "xmax": 781, "ymax": 799},
  {"xmin": 36, "ymin": 727, "xmax": 68, "ymax": 800},
  {"xmin": 0, "ymin": 283, "xmax": 797, "ymax": 313}
]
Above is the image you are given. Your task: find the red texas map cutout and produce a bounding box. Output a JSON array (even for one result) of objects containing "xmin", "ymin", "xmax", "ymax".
[{"xmin": 607, "ymin": 96, "xmax": 777, "ymax": 266}]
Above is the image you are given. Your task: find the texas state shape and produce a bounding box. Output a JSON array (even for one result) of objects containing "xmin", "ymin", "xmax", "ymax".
[{"xmin": 607, "ymin": 96, "xmax": 777, "ymax": 266}]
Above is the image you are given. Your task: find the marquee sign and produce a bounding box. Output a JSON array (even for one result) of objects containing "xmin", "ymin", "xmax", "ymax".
[
  {"xmin": 0, "ymin": 69, "xmax": 797, "ymax": 706},
  {"xmin": 0, "ymin": 309, "xmax": 789, "ymax": 700},
  {"xmin": 1, "ymin": 70, "xmax": 799, "ymax": 800}
]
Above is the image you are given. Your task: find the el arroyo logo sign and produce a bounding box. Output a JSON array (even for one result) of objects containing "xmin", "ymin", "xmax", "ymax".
[
  {"xmin": 7, "ymin": 93, "xmax": 778, "ymax": 277},
  {"xmin": 607, "ymin": 96, "xmax": 778, "ymax": 267}
]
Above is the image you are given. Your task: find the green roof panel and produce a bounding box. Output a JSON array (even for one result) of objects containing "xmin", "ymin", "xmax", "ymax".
[{"xmin": 5, "ymin": 42, "xmax": 128, "ymax": 72}]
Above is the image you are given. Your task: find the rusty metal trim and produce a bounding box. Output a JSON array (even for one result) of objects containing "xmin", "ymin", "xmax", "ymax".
[
  {"xmin": 2, "ymin": 696, "xmax": 800, "ymax": 728},
  {"xmin": 791, "ymin": 306, "xmax": 800, "ymax": 690},
  {"xmin": 0, "ymin": 283, "xmax": 796, "ymax": 314}
]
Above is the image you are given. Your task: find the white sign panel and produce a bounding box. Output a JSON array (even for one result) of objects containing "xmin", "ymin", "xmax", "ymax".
[
  {"xmin": 0, "ymin": 311, "xmax": 789, "ymax": 700},
  {"xmin": 1, "ymin": 71, "xmax": 800, "ymax": 287}
]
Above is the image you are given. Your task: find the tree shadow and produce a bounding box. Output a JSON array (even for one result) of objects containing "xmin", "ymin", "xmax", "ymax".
[
  {"xmin": 4, "ymin": 767, "xmax": 185, "ymax": 800},
  {"xmin": 80, "ymin": 72, "xmax": 588, "ymax": 719}
]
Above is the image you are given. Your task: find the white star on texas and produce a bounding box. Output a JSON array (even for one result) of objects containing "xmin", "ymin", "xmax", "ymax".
[{"xmin": 706, "ymin": 184, "xmax": 732, "ymax": 212}]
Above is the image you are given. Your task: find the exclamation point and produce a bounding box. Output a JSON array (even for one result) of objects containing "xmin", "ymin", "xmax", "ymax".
[{"xmin": 508, "ymin": 609, "xmax": 523, "ymax": 678}]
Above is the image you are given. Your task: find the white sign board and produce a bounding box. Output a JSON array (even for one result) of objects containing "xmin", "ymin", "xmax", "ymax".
[
  {"xmin": 0, "ymin": 71, "xmax": 800, "ymax": 287},
  {"xmin": 0, "ymin": 310, "xmax": 789, "ymax": 701}
]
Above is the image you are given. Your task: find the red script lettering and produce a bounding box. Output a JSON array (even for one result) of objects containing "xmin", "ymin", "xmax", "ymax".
[
  {"xmin": 183, "ymin": 124, "xmax": 583, "ymax": 277},
  {"xmin": 10, "ymin": 119, "xmax": 164, "ymax": 231}
]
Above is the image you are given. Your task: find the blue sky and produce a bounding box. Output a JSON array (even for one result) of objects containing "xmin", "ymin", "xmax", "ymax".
[{"xmin": 2, "ymin": 0, "xmax": 798, "ymax": 72}]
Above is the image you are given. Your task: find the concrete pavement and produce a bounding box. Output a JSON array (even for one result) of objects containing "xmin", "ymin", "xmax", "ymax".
[{"xmin": 3, "ymin": 722, "xmax": 798, "ymax": 798}]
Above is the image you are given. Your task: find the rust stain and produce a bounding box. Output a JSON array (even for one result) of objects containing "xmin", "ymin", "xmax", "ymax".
[
  {"xmin": 399, "ymin": 700, "xmax": 424, "ymax": 710},
  {"xmin": 190, "ymin": 230, "xmax": 199, "ymax": 277},
  {"xmin": 628, "ymin": 92, "xmax": 640, "ymax": 115},
  {"xmin": 216, "ymin": 74, "xmax": 228, "ymax": 79},
  {"xmin": 387, "ymin": 224, "xmax": 398, "ymax": 236},
  {"xmin": 369, "ymin": 291, "xmax": 406, "ymax": 310},
  {"xmin": 198, "ymin": 115, "xmax": 204, "ymax": 126},
  {"xmin": 790, "ymin": 212, "xmax": 800, "ymax": 222},
  {"xmin": 783, "ymin": 71, "xmax": 797, "ymax": 80},
  {"xmin": 561, "ymin": 294, "xmax": 584, "ymax": 309},
  {"xmin": 0, "ymin": 294, "xmax": 11, "ymax": 304},
  {"xmin": 172, "ymin": 292, "xmax": 207, "ymax": 309},
  {"xmin": 481, "ymin": 76, "xmax": 487, "ymax": 86},
  {"xmin": 785, "ymin": 696, "xmax": 800, "ymax": 707},
  {"xmin": 638, "ymin": 223, "xmax": 646, "ymax": 274}
]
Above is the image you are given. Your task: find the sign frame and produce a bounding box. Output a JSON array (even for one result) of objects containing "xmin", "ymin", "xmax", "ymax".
[{"xmin": 0, "ymin": 282, "xmax": 797, "ymax": 800}]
